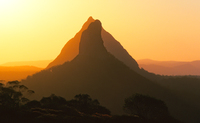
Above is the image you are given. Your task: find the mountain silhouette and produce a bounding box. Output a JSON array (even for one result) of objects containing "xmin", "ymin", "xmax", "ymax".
[
  {"xmin": 46, "ymin": 17, "xmax": 140, "ymax": 72},
  {"xmin": 22, "ymin": 19, "xmax": 200, "ymax": 123}
]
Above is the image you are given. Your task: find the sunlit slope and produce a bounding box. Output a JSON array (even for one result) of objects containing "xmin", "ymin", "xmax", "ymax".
[
  {"xmin": 22, "ymin": 20, "xmax": 200, "ymax": 123},
  {"xmin": 46, "ymin": 17, "xmax": 95, "ymax": 69}
]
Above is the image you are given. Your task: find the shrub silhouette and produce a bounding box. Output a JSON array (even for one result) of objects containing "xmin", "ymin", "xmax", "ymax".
[
  {"xmin": 40, "ymin": 94, "xmax": 67, "ymax": 109},
  {"xmin": 123, "ymin": 93, "xmax": 170, "ymax": 120},
  {"xmin": 25, "ymin": 100, "xmax": 41, "ymax": 108},
  {"xmin": 67, "ymin": 94, "xmax": 111, "ymax": 115}
]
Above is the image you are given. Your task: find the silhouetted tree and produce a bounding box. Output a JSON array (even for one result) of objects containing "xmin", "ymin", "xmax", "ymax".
[
  {"xmin": 0, "ymin": 81, "xmax": 34, "ymax": 109},
  {"xmin": 67, "ymin": 94, "xmax": 110, "ymax": 115},
  {"xmin": 123, "ymin": 93, "xmax": 169, "ymax": 120},
  {"xmin": 25, "ymin": 100, "xmax": 41, "ymax": 108},
  {"xmin": 40, "ymin": 94, "xmax": 67, "ymax": 109}
]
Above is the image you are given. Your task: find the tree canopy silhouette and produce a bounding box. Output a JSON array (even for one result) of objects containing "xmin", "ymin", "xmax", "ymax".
[
  {"xmin": 0, "ymin": 80, "xmax": 34, "ymax": 110},
  {"xmin": 123, "ymin": 93, "xmax": 170, "ymax": 120},
  {"xmin": 67, "ymin": 94, "xmax": 111, "ymax": 115},
  {"xmin": 40, "ymin": 94, "xmax": 67, "ymax": 109}
]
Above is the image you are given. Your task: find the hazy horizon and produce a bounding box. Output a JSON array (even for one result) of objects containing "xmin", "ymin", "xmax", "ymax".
[
  {"xmin": 1, "ymin": 58, "xmax": 200, "ymax": 68},
  {"xmin": 1, "ymin": 0, "xmax": 200, "ymax": 65},
  {"xmin": 0, "ymin": 59, "xmax": 53, "ymax": 68}
]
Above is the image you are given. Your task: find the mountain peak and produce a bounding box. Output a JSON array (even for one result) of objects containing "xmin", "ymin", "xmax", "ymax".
[
  {"xmin": 81, "ymin": 17, "xmax": 95, "ymax": 31},
  {"xmin": 79, "ymin": 20, "xmax": 107, "ymax": 56},
  {"xmin": 46, "ymin": 17, "xmax": 139, "ymax": 72},
  {"xmin": 88, "ymin": 16, "xmax": 94, "ymax": 21}
]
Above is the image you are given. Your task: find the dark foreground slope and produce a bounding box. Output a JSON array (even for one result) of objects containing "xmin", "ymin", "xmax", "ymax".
[{"xmin": 23, "ymin": 20, "xmax": 200, "ymax": 123}]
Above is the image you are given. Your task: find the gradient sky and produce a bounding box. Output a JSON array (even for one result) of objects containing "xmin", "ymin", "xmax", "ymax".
[{"xmin": 1, "ymin": 0, "xmax": 200, "ymax": 65}]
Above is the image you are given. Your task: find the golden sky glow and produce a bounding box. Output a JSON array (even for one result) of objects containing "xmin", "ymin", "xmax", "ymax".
[{"xmin": 1, "ymin": 0, "xmax": 200, "ymax": 65}]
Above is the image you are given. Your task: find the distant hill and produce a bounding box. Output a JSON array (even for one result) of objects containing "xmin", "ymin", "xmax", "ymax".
[
  {"xmin": 0, "ymin": 66, "xmax": 42, "ymax": 82},
  {"xmin": 137, "ymin": 59, "xmax": 200, "ymax": 75},
  {"xmin": 22, "ymin": 19, "xmax": 200, "ymax": 123},
  {"xmin": 1, "ymin": 60, "xmax": 52, "ymax": 68},
  {"xmin": 0, "ymin": 60, "xmax": 49, "ymax": 81}
]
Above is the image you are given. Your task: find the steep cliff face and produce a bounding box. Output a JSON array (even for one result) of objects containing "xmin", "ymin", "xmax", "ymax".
[{"xmin": 79, "ymin": 20, "xmax": 108, "ymax": 56}]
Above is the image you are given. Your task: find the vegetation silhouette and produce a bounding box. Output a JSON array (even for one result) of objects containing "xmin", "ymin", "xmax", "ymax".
[
  {"xmin": 40, "ymin": 94, "xmax": 67, "ymax": 109},
  {"xmin": 67, "ymin": 94, "xmax": 111, "ymax": 115},
  {"xmin": 0, "ymin": 80, "xmax": 34, "ymax": 110},
  {"xmin": 124, "ymin": 94, "xmax": 169, "ymax": 120},
  {"xmin": 0, "ymin": 81, "xmax": 181, "ymax": 123},
  {"xmin": 0, "ymin": 81, "xmax": 33, "ymax": 122}
]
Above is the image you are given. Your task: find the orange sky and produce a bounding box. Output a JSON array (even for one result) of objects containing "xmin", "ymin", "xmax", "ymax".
[{"xmin": 1, "ymin": 0, "xmax": 200, "ymax": 65}]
